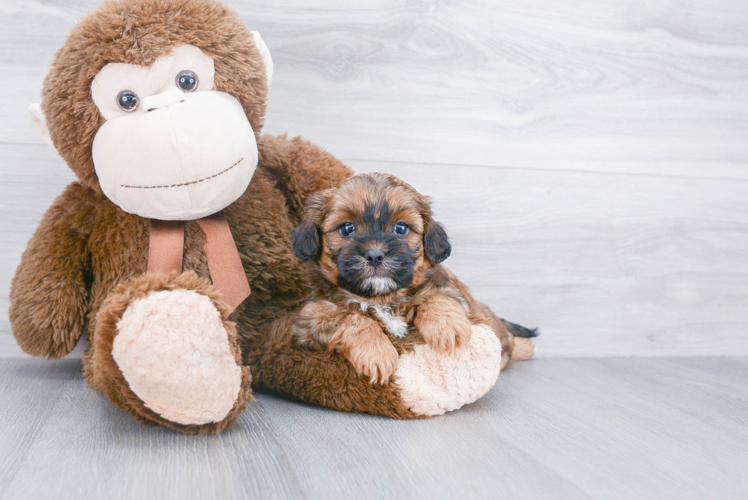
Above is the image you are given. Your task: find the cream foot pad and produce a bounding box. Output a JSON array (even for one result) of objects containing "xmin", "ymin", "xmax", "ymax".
[
  {"xmin": 394, "ymin": 324, "xmax": 503, "ymax": 416},
  {"xmin": 112, "ymin": 289, "xmax": 242, "ymax": 425}
]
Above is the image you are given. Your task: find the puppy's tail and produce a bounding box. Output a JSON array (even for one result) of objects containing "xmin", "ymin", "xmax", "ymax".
[{"xmin": 500, "ymin": 319, "xmax": 539, "ymax": 338}]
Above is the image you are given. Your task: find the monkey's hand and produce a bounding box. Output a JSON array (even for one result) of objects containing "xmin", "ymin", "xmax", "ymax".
[
  {"xmin": 414, "ymin": 295, "xmax": 473, "ymax": 354},
  {"xmin": 329, "ymin": 313, "xmax": 399, "ymax": 385}
]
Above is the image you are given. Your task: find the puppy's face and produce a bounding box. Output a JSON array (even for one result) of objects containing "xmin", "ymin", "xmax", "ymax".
[{"xmin": 293, "ymin": 173, "xmax": 451, "ymax": 298}]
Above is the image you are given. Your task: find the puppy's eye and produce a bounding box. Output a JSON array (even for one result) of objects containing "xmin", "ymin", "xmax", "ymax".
[
  {"xmin": 116, "ymin": 90, "xmax": 140, "ymax": 112},
  {"xmin": 176, "ymin": 70, "xmax": 199, "ymax": 92},
  {"xmin": 393, "ymin": 222, "xmax": 409, "ymax": 237},
  {"xmin": 339, "ymin": 222, "xmax": 356, "ymax": 238}
]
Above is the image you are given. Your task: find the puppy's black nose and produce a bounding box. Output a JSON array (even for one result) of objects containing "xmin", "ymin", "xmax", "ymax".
[{"xmin": 364, "ymin": 249, "xmax": 385, "ymax": 267}]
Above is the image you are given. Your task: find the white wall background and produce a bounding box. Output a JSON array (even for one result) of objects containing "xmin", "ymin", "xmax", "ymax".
[{"xmin": 1, "ymin": 0, "xmax": 746, "ymax": 358}]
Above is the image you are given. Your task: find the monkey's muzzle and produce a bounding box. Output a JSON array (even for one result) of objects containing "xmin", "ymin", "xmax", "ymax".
[{"xmin": 92, "ymin": 91, "xmax": 258, "ymax": 220}]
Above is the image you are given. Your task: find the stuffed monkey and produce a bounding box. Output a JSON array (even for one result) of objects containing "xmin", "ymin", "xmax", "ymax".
[{"xmin": 11, "ymin": 0, "xmax": 533, "ymax": 434}]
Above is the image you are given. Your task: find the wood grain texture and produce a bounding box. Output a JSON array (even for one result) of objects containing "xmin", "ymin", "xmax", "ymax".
[
  {"xmin": 1, "ymin": 357, "xmax": 746, "ymax": 499},
  {"xmin": 2, "ymin": 0, "xmax": 748, "ymax": 178},
  {"xmin": 0, "ymin": 359, "xmax": 307, "ymax": 500},
  {"xmin": 3, "ymin": 146, "xmax": 747, "ymax": 357},
  {"xmin": 351, "ymin": 160, "xmax": 748, "ymax": 357},
  {"xmin": 2, "ymin": 3, "xmax": 747, "ymax": 499},
  {"xmin": 2, "ymin": 0, "xmax": 748, "ymax": 358}
]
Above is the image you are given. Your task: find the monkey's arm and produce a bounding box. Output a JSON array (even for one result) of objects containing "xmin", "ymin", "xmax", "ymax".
[
  {"xmin": 258, "ymin": 134, "xmax": 354, "ymax": 218},
  {"xmin": 9, "ymin": 183, "xmax": 95, "ymax": 358}
]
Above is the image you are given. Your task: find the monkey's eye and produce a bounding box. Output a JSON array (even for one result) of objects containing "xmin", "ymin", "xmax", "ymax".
[
  {"xmin": 116, "ymin": 90, "xmax": 140, "ymax": 112},
  {"xmin": 339, "ymin": 222, "xmax": 356, "ymax": 238},
  {"xmin": 176, "ymin": 70, "xmax": 199, "ymax": 92},
  {"xmin": 393, "ymin": 222, "xmax": 409, "ymax": 237}
]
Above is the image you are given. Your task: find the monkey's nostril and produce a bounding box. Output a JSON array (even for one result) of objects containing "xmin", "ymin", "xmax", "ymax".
[{"xmin": 364, "ymin": 249, "xmax": 385, "ymax": 267}]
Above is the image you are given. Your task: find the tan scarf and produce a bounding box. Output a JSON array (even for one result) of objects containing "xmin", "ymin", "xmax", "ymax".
[{"xmin": 148, "ymin": 211, "xmax": 251, "ymax": 317}]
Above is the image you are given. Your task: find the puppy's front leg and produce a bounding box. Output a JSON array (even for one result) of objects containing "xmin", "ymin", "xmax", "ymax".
[
  {"xmin": 293, "ymin": 300, "xmax": 343, "ymax": 350},
  {"xmin": 414, "ymin": 295, "xmax": 472, "ymax": 353},
  {"xmin": 330, "ymin": 313, "xmax": 399, "ymax": 385}
]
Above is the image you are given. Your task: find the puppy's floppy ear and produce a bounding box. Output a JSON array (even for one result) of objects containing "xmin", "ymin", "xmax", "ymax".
[
  {"xmin": 292, "ymin": 190, "xmax": 330, "ymax": 261},
  {"xmin": 416, "ymin": 193, "xmax": 451, "ymax": 264},
  {"xmin": 423, "ymin": 218, "xmax": 451, "ymax": 264},
  {"xmin": 292, "ymin": 219, "xmax": 320, "ymax": 260}
]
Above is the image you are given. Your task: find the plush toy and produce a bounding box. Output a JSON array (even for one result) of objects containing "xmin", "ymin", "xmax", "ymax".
[{"xmin": 10, "ymin": 0, "xmax": 536, "ymax": 434}]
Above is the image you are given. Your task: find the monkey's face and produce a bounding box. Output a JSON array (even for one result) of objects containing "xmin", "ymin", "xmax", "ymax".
[
  {"xmin": 293, "ymin": 173, "xmax": 452, "ymax": 299},
  {"xmin": 89, "ymin": 44, "xmax": 260, "ymax": 220},
  {"xmin": 32, "ymin": 0, "xmax": 272, "ymax": 215}
]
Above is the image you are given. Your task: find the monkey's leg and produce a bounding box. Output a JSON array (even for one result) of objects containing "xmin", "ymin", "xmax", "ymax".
[
  {"xmin": 247, "ymin": 320, "xmax": 503, "ymax": 418},
  {"xmin": 84, "ymin": 271, "xmax": 252, "ymax": 434}
]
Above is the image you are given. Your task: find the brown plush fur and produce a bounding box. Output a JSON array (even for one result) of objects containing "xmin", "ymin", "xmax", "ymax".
[
  {"xmin": 289, "ymin": 173, "xmax": 529, "ymax": 380},
  {"xmin": 9, "ymin": 0, "xmax": 531, "ymax": 427},
  {"xmin": 10, "ymin": 134, "xmax": 350, "ymax": 355},
  {"xmin": 87, "ymin": 271, "xmax": 253, "ymax": 434},
  {"xmin": 9, "ymin": 131, "xmax": 354, "ymax": 430},
  {"xmin": 245, "ymin": 315, "xmax": 420, "ymax": 419},
  {"xmin": 41, "ymin": 0, "xmax": 268, "ymax": 192},
  {"xmin": 10, "ymin": 1, "xmax": 351, "ymax": 418},
  {"xmin": 10, "ymin": 0, "xmax": 357, "ymax": 429}
]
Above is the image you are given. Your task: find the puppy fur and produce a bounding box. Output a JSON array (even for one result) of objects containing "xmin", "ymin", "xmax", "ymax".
[{"xmin": 291, "ymin": 173, "xmax": 534, "ymax": 384}]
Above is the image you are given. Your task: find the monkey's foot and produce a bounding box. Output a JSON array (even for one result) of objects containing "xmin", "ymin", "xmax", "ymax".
[
  {"xmin": 394, "ymin": 324, "xmax": 502, "ymax": 416},
  {"xmin": 88, "ymin": 272, "xmax": 252, "ymax": 434}
]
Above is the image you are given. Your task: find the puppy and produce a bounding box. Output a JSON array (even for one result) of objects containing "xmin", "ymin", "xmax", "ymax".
[{"xmin": 291, "ymin": 173, "xmax": 536, "ymax": 384}]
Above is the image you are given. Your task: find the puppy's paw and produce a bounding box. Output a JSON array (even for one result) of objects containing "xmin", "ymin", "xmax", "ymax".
[
  {"xmin": 344, "ymin": 334, "xmax": 399, "ymax": 385},
  {"xmin": 415, "ymin": 296, "xmax": 473, "ymax": 353},
  {"xmin": 293, "ymin": 300, "xmax": 341, "ymax": 349}
]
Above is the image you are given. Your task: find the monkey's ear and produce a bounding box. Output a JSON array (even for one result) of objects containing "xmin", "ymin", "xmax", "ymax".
[
  {"xmin": 423, "ymin": 219, "xmax": 451, "ymax": 264},
  {"xmin": 28, "ymin": 103, "xmax": 55, "ymax": 150},
  {"xmin": 251, "ymin": 31, "xmax": 274, "ymax": 85}
]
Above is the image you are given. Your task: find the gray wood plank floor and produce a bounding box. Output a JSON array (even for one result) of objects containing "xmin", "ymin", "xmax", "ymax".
[
  {"xmin": 0, "ymin": 357, "xmax": 746, "ymax": 500},
  {"xmin": 1, "ymin": 1, "xmax": 747, "ymax": 497}
]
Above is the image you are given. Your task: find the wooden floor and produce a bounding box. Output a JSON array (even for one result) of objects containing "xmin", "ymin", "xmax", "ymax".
[
  {"xmin": 1, "ymin": 1, "xmax": 748, "ymax": 499},
  {"xmin": 0, "ymin": 357, "xmax": 746, "ymax": 500}
]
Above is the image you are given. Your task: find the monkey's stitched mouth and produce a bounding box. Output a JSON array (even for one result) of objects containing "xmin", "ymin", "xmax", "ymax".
[{"xmin": 120, "ymin": 158, "xmax": 243, "ymax": 189}]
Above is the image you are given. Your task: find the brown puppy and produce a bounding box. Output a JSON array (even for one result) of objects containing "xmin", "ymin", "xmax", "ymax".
[{"xmin": 291, "ymin": 173, "xmax": 536, "ymax": 384}]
